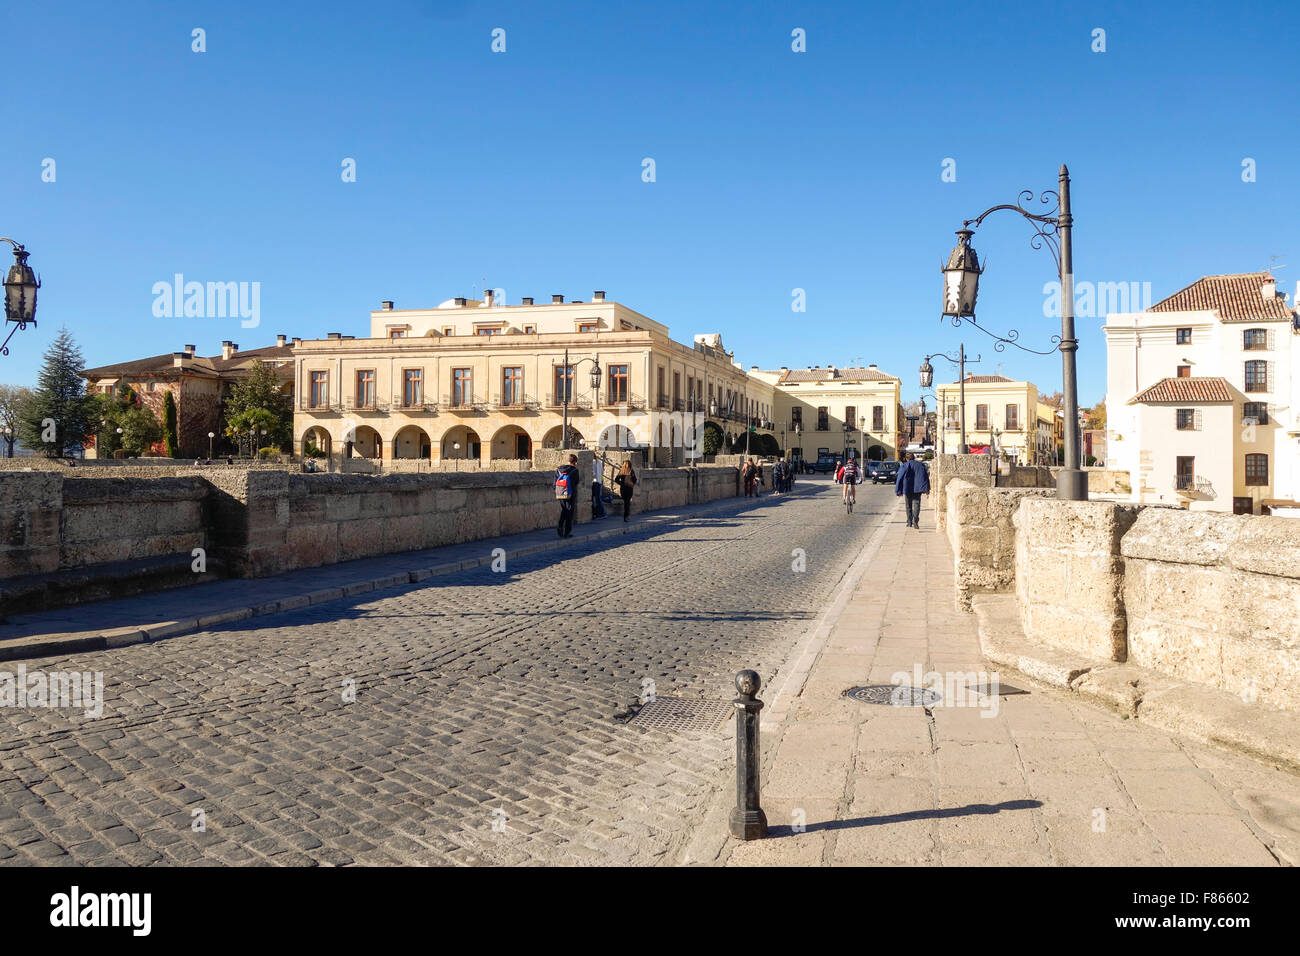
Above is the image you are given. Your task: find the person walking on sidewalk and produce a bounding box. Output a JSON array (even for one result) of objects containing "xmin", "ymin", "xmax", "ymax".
[
  {"xmin": 591, "ymin": 456, "xmax": 607, "ymax": 519},
  {"xmin": 556, "ymin": 454, "xmax": 580, "ymax": 537},
  {"xmin": 895, "ymin": 452, "xmax": 930, "ymax": 528},
  {"xmin": 614, "ymin": 460, "xmax": 637, "ymax": 522}
]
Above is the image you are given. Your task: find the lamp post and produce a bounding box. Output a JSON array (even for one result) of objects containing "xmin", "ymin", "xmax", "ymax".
[
  {"xmin": 920, "ymin": 348, "xmax": 980, "ymax": 454},
  {"xmin": 1, "ymin": 239, "xmax": 39, "ymax": 357},
  {"xmin": 207, "ymin": 431, "xmax": 215, "ymax": 459},
  {"xmin": 940, "ymin": 165, "xmax": 1086, "ymax": 499},
  {"xmin": 2, "ymin": 425, "xmax": 11, "ymax": 458},
  {"xmin": 560, "ymin": 348, "xmax": 602, "ymax": 450}
]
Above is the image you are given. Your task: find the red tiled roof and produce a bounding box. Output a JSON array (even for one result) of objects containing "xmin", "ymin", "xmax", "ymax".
[
  {"xmin": 1147, "ymin": 272, "xmax": 1294, "ymax": 322},
  {"xmin": 85, "ymin": 343, "xmax": 295, "ymax": 380},
  {"xmin": 779, "ymin": 367, "xmax": 897, "ymax": 383},
  {"xmin": 1128, "ymin": 376, "xmax": 1233, "ymax": 404}
]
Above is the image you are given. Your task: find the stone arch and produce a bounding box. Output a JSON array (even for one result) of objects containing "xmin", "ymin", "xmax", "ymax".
[
  {"xmin": 301, "ymin": 426, "xmax": 332, "ymax": 459},
  {"xmin": 392, "ymin": 424, "xmax": 432, "ymax": 459},
  {"xmin": 351, "ymin": 425, "xmax": 382, "ymax": 459},
  {"xmin": 542, "ymin": 424, "xmax": 584, "ymax": 449},
  {"xmin": 488, "ymin": 424, "xmax": 531, "ymax": 461},
  {"xmin": 597, "ymin": 423, "xmax": 639, "ymax": 450},
  {"xmin": 440, "ymin": 425, "xmax": 481, "ymax": 460}
]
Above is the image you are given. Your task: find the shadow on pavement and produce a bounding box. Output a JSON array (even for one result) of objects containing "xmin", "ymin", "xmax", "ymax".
[{"xmin": 764, "ymin": 799, "xmax": 1044, "ymax": 839}]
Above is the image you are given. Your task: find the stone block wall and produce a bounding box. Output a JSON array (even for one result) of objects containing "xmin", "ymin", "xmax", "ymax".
[
  {"xmin": 1121, "ymin": 509, "xmax": 1300, "ymax": 711},
  {"xmin": 934, "ymin": 453, "xmax": 994, "ymax": 531},
  {"xmin": 0, "ymin": 472, "xmax": 63, "ymax": 578},
  {"xmin": 1013, "ymin": 498, "xmax": 1141, "ymax": 661},
  {"xmin": 944, "ymin": 480, "xmax": 1055, "ymax": 610},
  {"xmin": 58, "ymin": 477, "xmax": 209, "ymax": 568}
]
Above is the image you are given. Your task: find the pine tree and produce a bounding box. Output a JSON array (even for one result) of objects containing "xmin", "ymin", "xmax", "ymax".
[{"xmin": 17, "ymin": 328, "xmax": 96, "ymax": 457}]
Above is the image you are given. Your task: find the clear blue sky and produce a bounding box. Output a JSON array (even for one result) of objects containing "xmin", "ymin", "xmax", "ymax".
[{"xmin": 5, "ymin": 0, "xmax": 1297, "ymax": 407}]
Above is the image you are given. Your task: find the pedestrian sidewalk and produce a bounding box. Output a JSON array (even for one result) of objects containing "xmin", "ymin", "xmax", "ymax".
[
  {"xmin": 0, "ymin": 484, "xmax": 812, "ymax": 664},
  {"xmin": 699, "ymin": 500, "xmax": 1300, "ymax": 866}
]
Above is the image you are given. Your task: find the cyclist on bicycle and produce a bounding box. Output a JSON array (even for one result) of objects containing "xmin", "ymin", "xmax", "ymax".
[{"xmin": 842, "ymin": 457, "xmax": 860, "ymax": 504}]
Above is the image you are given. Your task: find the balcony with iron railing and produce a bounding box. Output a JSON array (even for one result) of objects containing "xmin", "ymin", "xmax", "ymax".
[
  {"xmin": 343, "ymin": 397, "xmax": 390, "ymax": 413},
  {"xmin": 492, "ymin": 394, "xmax": 541, "ymax": 412},
  {"xmin": 602, "ymin": 391, "xmax": 646, "ymax": 410},
  {"xmin": 547, "ymin": 393, "xmax": 594, "ymax": 411},
  {"xmin": 394, "ymin": 396, "xmax": 439, "ymax": 413},
  {"xmin": 1174, "ymin": 473, "xmax": 1214, "ymax": 497},
  {"xmin": 657, "ymin": 393, "xmax": 671, "ymax": 410},
  {"xmin": 300, "ymin": 398, "xmax": 337, "ymax": 412},
  {"xmin": 441, "ymin": 394, "xmax": 489, "ymax": 413}
]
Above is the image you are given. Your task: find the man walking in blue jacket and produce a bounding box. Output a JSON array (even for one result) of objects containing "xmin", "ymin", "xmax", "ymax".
[{"xmin": 895, "ymin": 452, "xmax": 931, "ymax": 529}]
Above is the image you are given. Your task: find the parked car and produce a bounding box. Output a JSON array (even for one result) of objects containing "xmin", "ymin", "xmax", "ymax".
[
  {"xmin": 868, "ymin": 460, "xmax": 900, "ymax": 484},
  {"xmin": 813, "ymin": 454, "xmax": 839, "ymax": 474}
]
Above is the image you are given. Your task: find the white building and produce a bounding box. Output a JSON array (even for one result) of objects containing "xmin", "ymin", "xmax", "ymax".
[{"xmin": 1103, "ymin": 272, "xmax": 1300, "ymax": 514}]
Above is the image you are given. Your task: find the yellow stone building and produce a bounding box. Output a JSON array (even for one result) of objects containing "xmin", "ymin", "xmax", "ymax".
[
  {"xmin": 935, "ymin": 374, "xmax": 1055, "ymax": 464},
  {"xmin": 752, "ymin": 365, "xmax": 904, "ymax": 463},
  {"xmin": 291, "ymin": 291, "xmax": 778, "ymax": 467}
]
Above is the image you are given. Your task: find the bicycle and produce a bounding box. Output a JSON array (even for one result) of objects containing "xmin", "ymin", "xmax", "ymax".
[{"xmin": 843, "ymin": 477, "xmax": 856, "ymax": 515}]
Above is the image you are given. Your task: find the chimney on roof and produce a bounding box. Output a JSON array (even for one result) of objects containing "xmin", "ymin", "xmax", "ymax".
[
  {"xmin": 868, "ymin": 363, "xmax": 877, "ymax": 370},
  {"xmin": 183, "ymin": 344, "xmax": 195, "ymax": 357},
  {"xmin": 593, "ymin": 290, "xmax": 605, "ymax": 302},
  {"xmin": 276, "ymin": 334, "xmax": 287, "ymax": 347},
  {"xmin": 292, "ymin": 337, "xmax": 301, "ymax": 346},
  {"xmin": 381, "ymin": 300, "xmax": 394, "ymax": 310},
  {"xmin": 484, "ymin": 288, "xmax": 494, "ymax": 308},
  {"xmin": 327, "ymin": 332, "xmax": 341, "ymax": 340},
  {"xmin": 221, "ymin": 340, "xmax": 235, "ymax": 360},
  {"xmin": 521, "ymin": 297, "xmax": 534, "ymax": 306},
  {"xmin": 552, "ymin": 294, "xmax": 564, "ymax": 304},
  {"xmin": 1262, "ymin": 277, "xmax": 1277, "ymax": 300},
  {"xmin": 780, "ymin": 366, "xmax": 788, "ymax": 371},
  {"xmin": 454, "ymin": 297, "xmax": 467, "ymax": 307},
  {"xmin": 173, "ymin": 352, "xmax": 186, "ymax": 368}
]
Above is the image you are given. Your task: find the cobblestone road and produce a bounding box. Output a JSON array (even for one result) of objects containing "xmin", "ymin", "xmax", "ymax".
[{"xmin": 0, "ymin": 481, "xmax": 891, "ymax": 866}]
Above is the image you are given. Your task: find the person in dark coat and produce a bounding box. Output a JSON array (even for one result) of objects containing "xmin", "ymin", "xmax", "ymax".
[
  {"xmin": 895, "ymin": 452, "xmax": 931, "ymax": 529},
  {"xmin": 614, "ymin": 460, "xmax": 637, "ymax": 522},
  {"xmin": 556, "ymin": 454, "xmax": 580, "ymax": 537}
]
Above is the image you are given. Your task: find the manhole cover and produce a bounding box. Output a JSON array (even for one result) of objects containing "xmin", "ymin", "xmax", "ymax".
[
  {"xmin": 843, "ymin": 685, "xmax": 942, "ymax": 707},
  {"xmin": 967, "ymin": 681, "xmax": 1029, "ymax": 697},
  {"xmin": 627, "ymin": 697, "xmax": 733, "ymax": 732}
]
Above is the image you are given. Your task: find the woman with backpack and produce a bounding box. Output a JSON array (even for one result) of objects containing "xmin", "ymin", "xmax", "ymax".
[{"xmin": 614, "ymin": 460, "xmax": 638, "ymax": 522}]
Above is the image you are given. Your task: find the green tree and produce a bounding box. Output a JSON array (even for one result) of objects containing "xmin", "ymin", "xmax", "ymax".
[
  {"xmin": 162, "ymin": 390, "xmax": 179, "ymax": 457},
  {"xmin": 0, "ymin": 384, "xmax": 35, "ymax": 457},
  {"xmin": 225, "ymin": 361, "xmax": 292, "ymax": 451},
  {"xmin": 17, "ymin": 328, "xmax": 97, "ymax": 457},
  {"xmin": 702, "ymin": 420, "xmax": 724, "ymax": 456},
  {"xmin": 225, "ymin": 406, "xmax": 281, "ymax": 455},
  {"xmin": 120, "ymin": 403, "xmax": 163, "ymax": 455}
]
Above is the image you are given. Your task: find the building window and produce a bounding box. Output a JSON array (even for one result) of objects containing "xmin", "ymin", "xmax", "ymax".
[
  {"xmin": 452, "ymin": 368, "xmax": 472, "ymax": 406},
  {"xmin": 1244, "ymin": 360, "xmax": 1268, "ymax": 392},
  {"xmin": 1176, "ymin": 327, "xmax": 1192, "ymax": 344},
  {"xmin": 502, "ymin": 367, "xmax": 522, "ymax": 405},
  {"xmin": 475, "ymin": 327, "xmax": 499, "ymax": 336},
  {"xmin": 1243, "ymin": 328, "xmax": 1268, "ymax": 351},
  {"xmin": 817, "ymin": 407, "xmax": 829, "ymax": 431},
  {"xmin": 554, "ymin": 365, "xmax": 574, "ymax": 404},
  {"xmin": 309, "ymin": 371, "xmax": 328, "ymax": 408},
  {"xmin": 402, "ymin": 369, "xmax": 422, "ymax": 407},
  {"xmin": 1177, "ymin": 365, "xmax": 1191, "ymax": 378},
  {"xmin": 975, "ymin": 404, "xmax": 989, "ymax": 430},
  {"xmin": 1176, "ymin": 408, "xmax": 1195, "ymax": 430},
  {"xmin": 523, "ymin": 325, "xmax": 536, "ymax": 334},
  {"xmin": 578, "ymin": 323, "xmax": 599, "ymax": 333},
  {"xmin": 845, "ymin": 406, "xmax": 855, "ymax": 429},
  {"xmin": 791, "ymin": 406, "xmax": 802, "ymax": 428},
  {"xmin": 1005, "ymin": 404, "xmax": 1019, "ymax": 429},
  {"xmin": 355, "ymin": 369, "xmax": 375, "ymax": 408},
  {"xmin": 1175, "ymin": 455, "xmax": 1195, "ymax": 491},
  {"xmin": 1245, "ymin": 453, "xmax": 1269, "ymax": 486},
  {"xmin": 1243, "ymin": 401, "xmax": 1269, "ymax": 426},
  {"xmin": 608, "ymin": 364, "xmax": 629, "ymax": 404},
  {"xmin": 946, "ymin": 404, "xmax": 958, "ymax": 428},
  {"xmin": 872, "ymin": 405, "xmax": 885, "ymax": 431},
  {"xmin": 442, "ymin": 327, "xmax": 454, "ymax": 336},
  {"xmin": 390, "ymin": 330, "xmax": 405, "ymax": 339}
]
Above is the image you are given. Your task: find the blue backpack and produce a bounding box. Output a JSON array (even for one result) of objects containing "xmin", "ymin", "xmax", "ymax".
[{"xmin": 555, "ymin": 468, "xmax": 574, "ymax": 499}]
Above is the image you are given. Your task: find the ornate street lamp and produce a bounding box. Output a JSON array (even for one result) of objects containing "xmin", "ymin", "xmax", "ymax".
[
  {"xmin": 208, "ymin": 431, "xmax": 215, "ymax": 459},
  {"xmin": 921, "ymin": 348, "xmax": 980, "ymax": 453},
  {"xmin": 2, "ymin": 239, "xmax": 39, "ymax": 356},
  {"xmin": 940, "ymin": 165, "xmax": 1085, "ymax": 499},
  {"xmin": 560, "ymin": 348, "xmax": 602, "ymax": 450}
]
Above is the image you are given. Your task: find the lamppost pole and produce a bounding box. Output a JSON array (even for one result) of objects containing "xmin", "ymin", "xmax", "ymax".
[
  {"xmin": 1056, "ymin": 166, "xmax": 1086, "ymax": 498},
  {"xmin": 958, "ymin": 342, "xmax": 967, "ymax": 453},
  {"xmin": 560, "ymin": 347, "xmax": 602, "ymax": 450}
]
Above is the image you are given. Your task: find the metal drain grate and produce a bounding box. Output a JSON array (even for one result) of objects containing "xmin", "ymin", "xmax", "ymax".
[
  {"xmin": 843, "ymin": 684, "xmax": 942, "ymax": 707},
  {"xmin": 627, "ymin": 697, "xmax": 734, "ymax": 732},
  {"xmin": 967, "ymin": 681, "xmax": 1029, "ymax": 697}
]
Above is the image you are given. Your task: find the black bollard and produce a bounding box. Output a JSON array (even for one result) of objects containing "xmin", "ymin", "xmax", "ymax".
[{"xmin": 729, "ymin": 669, "xmax": 768, "ymax": 840}]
